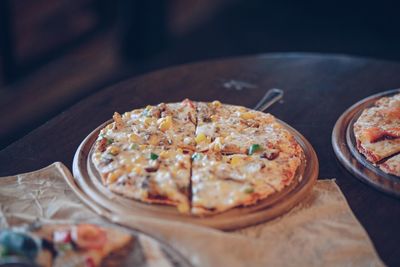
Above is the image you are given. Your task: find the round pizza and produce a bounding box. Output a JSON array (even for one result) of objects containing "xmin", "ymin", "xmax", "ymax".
[
  {"xmin": 91, "ymin": 99, "xmax": 304, "ymax": 215},
  {"xmin": 354, "ymin": 93, "xmax": 400, "ymax": 176}
]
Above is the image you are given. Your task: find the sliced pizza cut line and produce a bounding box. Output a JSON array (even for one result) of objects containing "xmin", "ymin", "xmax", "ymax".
[
  {"xmin": 379, "ymin": 153, "xmax": 400, "ymax": 176},
  {"xmin": 92, "ymin": 99, "xmax": 304, "ymax": 215},
  {"xmin": 93, "ymin": 145, "xmax": 192, "ymax": 213},
  {"xmin": 98, "ymin": 101, "xmax": 197, "ymax": 152}
]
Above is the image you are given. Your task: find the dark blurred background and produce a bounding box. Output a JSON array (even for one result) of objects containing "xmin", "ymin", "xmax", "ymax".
[{"xmin": 1, "ymin": 0, "xmax": 400, "ymax": 149}]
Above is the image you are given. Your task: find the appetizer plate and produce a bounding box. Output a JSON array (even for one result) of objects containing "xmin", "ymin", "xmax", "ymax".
[
  {"xmin": 332, "ymin": 89, "xmax": 400, "ymax": 197},
  {"xmin": 72, "ymin": 119, "xmax": 318, "ymax": 230},
  {"xmin": 0, "ymin": 222, "xmax": 192, "ymax": 267}
]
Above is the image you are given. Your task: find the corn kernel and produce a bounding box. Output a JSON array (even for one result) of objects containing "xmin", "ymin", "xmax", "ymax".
[
  {"xmin": 158, "ymin": 115, "xmax": 173, "ymax": 131},
  {"xmin": 129, "ymin": 133, "xmax": 140, "ymax": 142},
  {"xmin": 177, "ymin": 148, "xmax": 183, "ymax": 154},
  {"xmin": 230, "ymin": 155, "xmax": 242, "ymax": 166},
  {"xmin": 107, "ymin": 146, "xmax": 120, "ymax": 156},
  {"xmin": 107, "ymin": 170, "xmax": 121, "ymax": 184},
  {"xmin": 240, "ymin": 112, "xmax": 256, "ymax": 120},
  {"xmin": 210, "ymin": 115, "xmax": 217, "ymax": 122},
  {"xmin": 124, "ymin": 164, "xmax": 134, "ymax": 172},
  {"xmin": 145, "ymin": 105, "xmax": 152, "ymax": 110},
  {"xmin": 144, "ymin": 117, "xmax": 153, "ymax": 126},
  {"xmin": 139, "ymin": 145, "xmax": 147, "ymax": 150},
  {"xmin": 159, "ymin": 150, "xmax": 170, "ymax": 158},
  {"xmin": 212, "ymin": 100, "xmax": 221, "ymax": 107},
  {"xmin": 213, "ymin": 143, "xmax": 222, "ymax": 152},
  {"xmin": 133, "ymin": 166, "xmax": 142, "ymax": 175},
  {"xmin": 195, "ymin": 133, "xmax": 207, "ymax": 144},
  {"xmin": 149, "ymin": 135, "xmax": 159, "ymax": 145}
]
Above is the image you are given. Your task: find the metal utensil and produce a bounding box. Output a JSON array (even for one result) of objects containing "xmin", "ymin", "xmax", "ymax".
[{"xmin": 253, "ymin": 88, "xmax": 284, "ymax": 111}]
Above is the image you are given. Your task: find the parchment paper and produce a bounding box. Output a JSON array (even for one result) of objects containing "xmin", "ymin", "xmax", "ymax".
[{"xmin": 0, "ymin": 162, "xmax": 384, "ymax": 267}]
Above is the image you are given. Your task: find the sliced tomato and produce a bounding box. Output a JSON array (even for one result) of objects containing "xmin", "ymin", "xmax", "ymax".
[
  {"xmin": 85, "ymin": 256, "xmax": 96, "ymax": 267},
  {"xmin": 364, "ymin": 127, "xmax": 400, "ymax": 143},
  {"xmin": 71, "ymin": 224, "xmax": 107, "ymax": 250},
  {"xmin": 363, "ymin": 127, "xmax": 384, "ymax": 142},
  {"xmin": 379, "ymin": 107, "xmax": 400, "ymax": 119}
]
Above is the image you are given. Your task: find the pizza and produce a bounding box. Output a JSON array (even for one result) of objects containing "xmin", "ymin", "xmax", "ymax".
[
  {"xmin": 0, "ymin": 223, "xmax": 132, "ymax": 267},
  {"xmin": 92, "ymin": 99, "xmax": 304, "ymax": 215},
  {"xmin": 354, "ymin": 93, "xmax": 400, "ymax": 176}
]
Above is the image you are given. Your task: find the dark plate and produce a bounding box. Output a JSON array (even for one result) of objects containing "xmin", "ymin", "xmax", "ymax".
[{"xmin": 332, "ymin": 89, "xmax": 400, "ymax": 197}]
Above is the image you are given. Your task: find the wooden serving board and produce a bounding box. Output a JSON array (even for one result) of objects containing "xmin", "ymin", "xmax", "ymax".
[
  {"xmin": 332, "ymin": 89, "xmax": 400, "ymax": 197},
  {"xmin": 72, "ymin": 119, "xmax": 318, "ymax": 230}
]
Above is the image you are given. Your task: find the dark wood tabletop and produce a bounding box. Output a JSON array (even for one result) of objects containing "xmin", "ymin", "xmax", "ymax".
[{"xmin": 1, "ymin": 53, "xmax": 400, "ymax": 266}]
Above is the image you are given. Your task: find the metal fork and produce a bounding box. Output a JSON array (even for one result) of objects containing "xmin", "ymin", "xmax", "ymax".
[{"xmin": 253, "ymin": 88, "xmax": 284, "ymax": 111}]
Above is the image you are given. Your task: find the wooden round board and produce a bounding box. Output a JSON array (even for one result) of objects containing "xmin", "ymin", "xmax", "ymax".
[
  {"xmin": 72, "ymin": 118, "xmax": 318, "ymax": 230},
  {"xmin": 332, "ymin": 89, "xmax": 400, "ymax": 197}
]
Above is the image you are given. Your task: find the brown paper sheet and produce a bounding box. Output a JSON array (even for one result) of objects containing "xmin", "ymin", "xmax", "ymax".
[{"xmin": 0, "ymin": 162, "xmax": 384, "ymax": 267}]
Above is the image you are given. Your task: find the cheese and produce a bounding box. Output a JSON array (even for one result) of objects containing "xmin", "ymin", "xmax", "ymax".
[
  {"xmin": 230, "ymin": 155, "xmax": 242, "ymax": 166},
  {"xmin": 107, "ymin": 170, "xmax": 122, "ymax": 184},
  {"xmin": 195, "ymin": 133, "xmax": 207, "ymax": 144},
  {"xmin": 240, "ymin": 112, "xmax": 256, "ymax": 120},
  {"xmin": 129, "ymin": 133, "xmax": 140, "ymax": 142},
  {"xmin": 211, "ymin": 100, "xmax": 221, "ymax": 108},
  {"xmin": 148, "ymin": 135, "xmax": 159, "ymax": 145},
  {"xmin": 158, "ymin": 116, "xmax": 173, "ymax": 131}
]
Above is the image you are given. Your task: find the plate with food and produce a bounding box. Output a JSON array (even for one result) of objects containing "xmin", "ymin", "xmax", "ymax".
[
  {"xmin": 72, "ymin": 99, "xmax": 318, "ymax": 230},
  {"xmin": 332, "ymin": 89, "xmax": 400, "ymax": 197},
  {"xmin": 0, "ymin": 222, "xmax": 191, "ymax": 267}
]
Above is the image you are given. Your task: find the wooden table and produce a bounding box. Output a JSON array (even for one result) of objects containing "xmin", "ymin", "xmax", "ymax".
[{"xmin": 1, "ymin": 53, "xmax": 400, "ymax": 266}]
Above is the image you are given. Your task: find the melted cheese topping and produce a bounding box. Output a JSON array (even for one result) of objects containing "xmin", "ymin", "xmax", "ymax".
[
  {"xmin": 92, "ymin": 100, "xmax": 303, "ymax": 215},
  {"xmin": 191, "ymin": 151, "xmax": 301, "ymax": 214}
]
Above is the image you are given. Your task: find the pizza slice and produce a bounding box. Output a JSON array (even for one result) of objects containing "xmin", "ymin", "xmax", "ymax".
[
  {"xmin": 98, "ymin": 100, "xmax": 197, "ymax": 152},
  {"xmin": 191, "ymin": 149, "xmax": 301, "ymax": 215},
  {"xmin": 92, "ymin": 145, "xmax": 191, "ymax": 213},
  {"xmin": 354, "ymin": 104, "xmax": 400, "ymax": 163},
  {"xmin": 195, "ymin": 102, "xmax": 301, "ymax": 156},
  {"xmin": 379, "ymin": 153, "xmax": 400, "ymax": 176}
]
